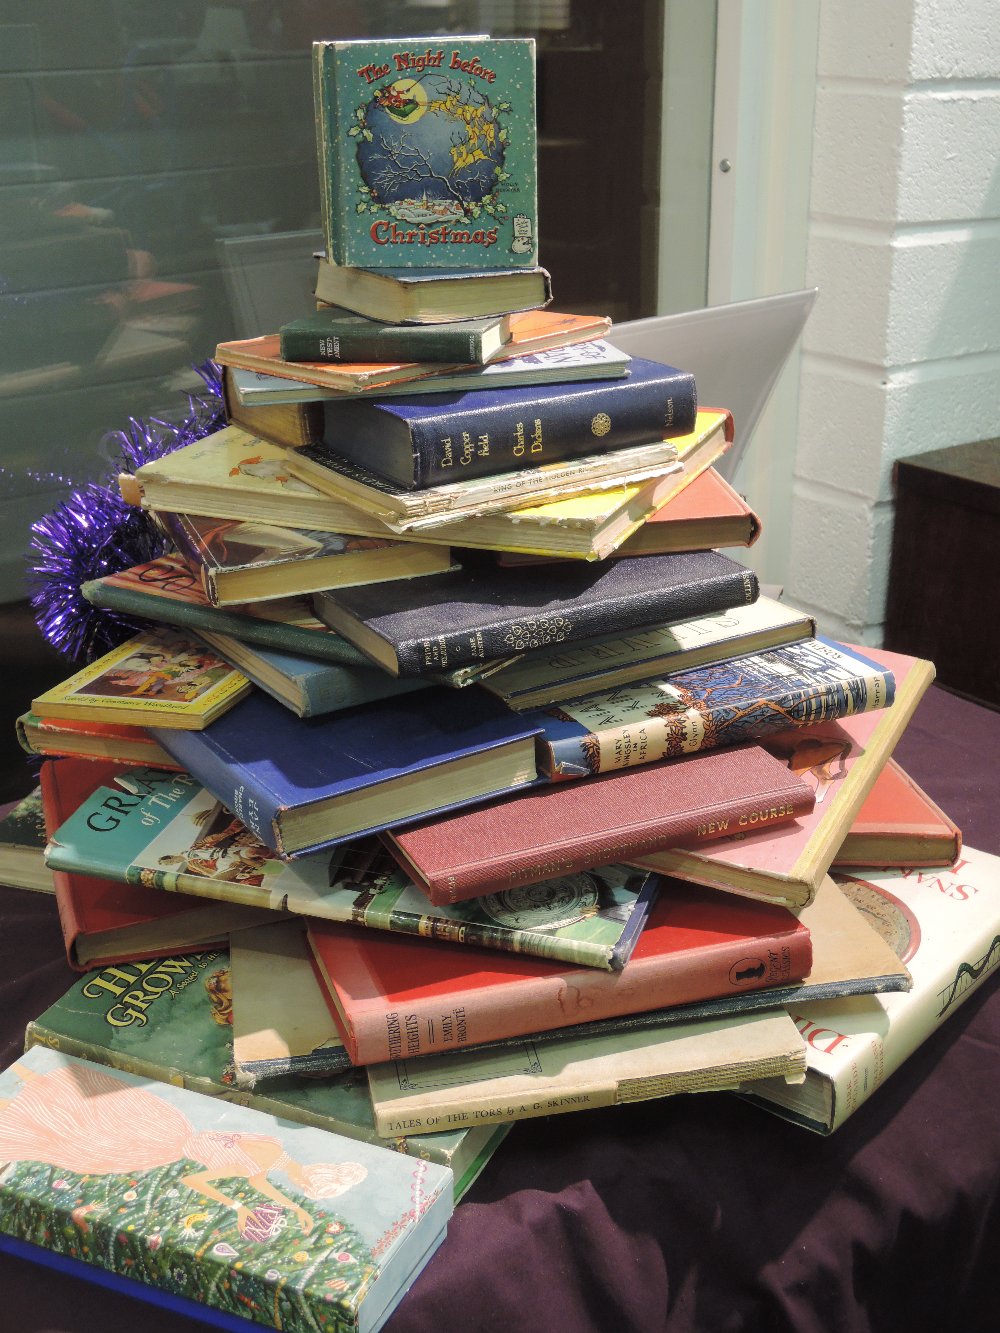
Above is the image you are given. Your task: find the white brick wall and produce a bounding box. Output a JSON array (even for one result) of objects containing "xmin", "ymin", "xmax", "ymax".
[{"xmin": 784, "ymin": 0, "xmax": 1000, "ymax": 642}]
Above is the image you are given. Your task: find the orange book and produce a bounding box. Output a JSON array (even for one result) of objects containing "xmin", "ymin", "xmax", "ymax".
[{"xmin": 834, "ymin": 759, "xmax": 962, "ymax": 868}]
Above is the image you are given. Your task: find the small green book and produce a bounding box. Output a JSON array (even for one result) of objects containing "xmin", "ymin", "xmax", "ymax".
[{"xmin": 279, "ymin": 308, "xmax": 512, "ymax": 364}]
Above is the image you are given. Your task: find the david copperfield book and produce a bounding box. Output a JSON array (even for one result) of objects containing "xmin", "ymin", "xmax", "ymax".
[{"xmin": 313, "ymin": 37, "xmax": 538, "ymax": 269}]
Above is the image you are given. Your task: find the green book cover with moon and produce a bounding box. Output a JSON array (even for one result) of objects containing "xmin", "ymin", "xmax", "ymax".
[{"xmin": 313, "ymin": 36, "xmax": 538, "ymax": 268}]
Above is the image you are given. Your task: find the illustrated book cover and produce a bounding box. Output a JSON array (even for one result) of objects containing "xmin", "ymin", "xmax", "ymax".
[
  {"xmin": 739, "ymin": 847, "xmax": 1000, "ymax": 1133},
  {"xmin": 23, "ymin": 945, "xmax": 508, "ymax": 1199},
  {"xmin": 381, "ymin": 745, "xmax": 816, "ymax": 904},
  {"xmin": 313, "ymin": 548, "xmax": 759, "ymax": 677},
  {"xmin": 533, "ymin": 637, "xmax": 895, "ymax": 780},
  {"xmin": 152, "ymin": 508, "xmax": 452, "ymax": 607},
  {"xmin": 305, "ymin": 880, "xmax": 813, "ymax": 1064},
  {"xmin": 315, "ymin": 355, "xmax": 698, "ymax": 491},
  {"xmin": 39, "ymin": 758, "xmax": 282, "ymax": 970},
  {"xmin": 313, "ymin": 257, "xmax": 551, "ymax": 323},
  {"xmin": 632, "ymin": 647, "xmax": 937, "ymax": 908},
  {"xmin": 44, "ymin": 767, "xmax": 658, "ymax": 971},
  {"xmin": 31, "ymin": 628, "xmax": 251, "ymax": 731},
  {"xmin": 832, "ymin": 758, "xmax": 962, "ymax": 869},
  {"xmin": 0, "ymin": 1046, "xmax": 453, "ymax": 1333},
  {"xmin": 313, "ymin": 36, "xmax": 537, "ymax": 270},
  {"xmin": 148, "ymin": 686, "xmax": 541, "ymax": 858},
  {"xmin": 478, "ymin": 596, "xmax": 815, "ymax": 710},
  {"xmin": 0, "ymin": 785, "xmax": 54, "ymax": 894}
]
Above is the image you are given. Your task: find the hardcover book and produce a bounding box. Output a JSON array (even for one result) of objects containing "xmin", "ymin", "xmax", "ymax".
[
  {"xmin": 0, "ymin": 786, "xmax": 54, "ymax": 894},
  {"xmin": 148, "ymin": 686, "xmax": 541, "ymax": 858},
  {"xmin": 313, "ymin": 548, "xmax": 759, "ymax": 677},
  {"xmin": 16, "ymin": 711, "xmax": 178, "ymax": 770},
  {"xmin": 534, "ymin": 637, "xmax": 895, "ymax": 780},
  {"xmin": 833, "ymin": 758, "xmax": 962, "ymax": 868},
  {"xmin": 633, "ymin": 647, "xmax": 936, "ymax": 908},
  {"xmin": 44, "ymin": 768, "xmax": 657, "ymax": 971},
  {"xmin": 31, "ymin": 628, "xmax": 251, "ymax": 731},
  {"xmin": 23, "ymin": 946, "xmax": 508, "ymax": 1199},
  {"xmin": 279, "ymin": 309, "xmax": 512, "ymax": 364},
  {"xmin": 740, "ymin": 848, "xmax": 1000, "ymax": 1133},
  {"xmin": 153, "ymin": 508, "xmax": 452, "ymax": 607},
  {"xmin": 381, "ymin": 746, "xmax": 816, "ymax": 904},
  {"xmin": 313, "ymin": 259, "xmax": 552, "ymax": 323},
  {"xmin": 313, "ymin": 36, "xmax": 538, "ymax": 270},
  {"xmin": 0, "ymin": 1046, "xmax": 453, "ymax": 1333},
  {"xmin": 214, "ymin": 331, "xmax": 470, "ymax": 394},
  {"xmin": 39, "ymin": 759, "xmax": 281, "ymax": 970},
  {"xmin": 367, "ymin": 1005, "xmax": 806, "ymax": 1137},
  {"xmin": 316, "ymin": 355, "xmax": 698, "ymax": 491},
  {"xmin": 306, "ymin": 880, "xmax": 813, "ymax": 1065},
  {"xmin": 478, "ymin": 596, "xmax": 815, "ymax": 711},
  {"xmin": 81, "ymin": 554, "xmax": 377, "ymax": 667}
]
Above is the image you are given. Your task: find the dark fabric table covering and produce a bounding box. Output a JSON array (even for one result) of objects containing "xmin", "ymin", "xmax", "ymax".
[{"xmin": 1, "ymin": 683, "xmax": 998, "ymax": 1333}]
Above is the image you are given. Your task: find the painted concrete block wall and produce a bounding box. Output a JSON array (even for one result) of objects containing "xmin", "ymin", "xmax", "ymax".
[{"xmin": 784, "ymin": 0, "xmax": 1000, "ymax": 643}]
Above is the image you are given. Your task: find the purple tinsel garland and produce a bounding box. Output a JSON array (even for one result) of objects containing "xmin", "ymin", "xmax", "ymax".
[{"xmin": 28, "ymin": 362, "xmax": 226, "ymax": 663}]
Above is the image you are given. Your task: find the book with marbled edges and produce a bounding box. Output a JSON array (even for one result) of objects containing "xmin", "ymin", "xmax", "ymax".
[
  {"xmin": 0, "ymin": 1046, "xmax": 452, "ymax": 1333},
  {"xmin": 314, "ymin": 549, "xmax": 759, "ymax": 676}
]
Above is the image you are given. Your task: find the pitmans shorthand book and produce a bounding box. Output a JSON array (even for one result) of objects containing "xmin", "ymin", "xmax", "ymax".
[
  {"xmin": 0, "ymin": 1046, "xmax": 452, "ymax": 1333},
  {"xmin": 534, "ymin": 637, "xmax": 895, "ymax": 780},
  {"xmin": 306, "ymin": 881, "xmax": 813, "ymax": 1065},
  {"xmin": 740, "ymin": 848, "xmax": 1000, "ymax": 1133},
  {"xmin": 313, "ymin": 36, "xmax": 538, "ymax": 270}
]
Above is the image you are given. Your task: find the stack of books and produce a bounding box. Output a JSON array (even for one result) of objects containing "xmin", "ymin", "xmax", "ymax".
[{"xmin": 3, "ymin": 31, "xmax": 998, "ymax": 1333}]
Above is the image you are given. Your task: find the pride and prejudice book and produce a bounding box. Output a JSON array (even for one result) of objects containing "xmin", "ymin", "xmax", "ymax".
[
  {"xmin": 306, "ymin": 881, "xmax": 813, "ymax": 1065},
  {"xmin": 532, "ymin": 637, "xmax": 895, "ymax": 780},
  {"xmin": 44, "ymin": 766, "xmax": 660, "ymax": 971},
  {"xmin": 0, "ymin": 1046, "xmax": 452, "ymax": 1333},
  {"xmin": 313, "ymin": 549, "xmax": 759, "ymax": 677},
  {"xmin": 313, "ymin": 36, "xmax": 538, "ymax": 270},
  {"xmin": 148, "ymin": 686, "xmax": 541, "ymax": 858}
]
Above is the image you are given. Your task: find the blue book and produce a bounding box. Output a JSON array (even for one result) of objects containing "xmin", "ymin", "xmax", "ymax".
[
  {"xmin": 314, "ymin": 355, "xmax": 698, "ymax": 490},
  {"xmin": 149, "ymin": 687, "xmax": 541, "ymax": 858}
]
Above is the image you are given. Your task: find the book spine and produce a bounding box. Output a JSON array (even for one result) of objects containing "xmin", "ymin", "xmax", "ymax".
[
  {"xmin": 373, "ymin": 1078, "xmax": 620, "ymax": 1137},
  {"xmin": 401, "ymin": 370, "xmax": 698, "ymax": 488},
  {"xmin": 122, "ymin": 863, "xmax": 278, "ymax": 911},
  {"xmin": 313, "ymin": 43, "xmax": 339, "ymax": 265},
  {"xmin": 392, "ymin": 564, "xmax": 758, "ymax": 675},
  {"xmin": 279, "ymin": 323, "xmax": 489, "ymax": 365},
  {"xmin": 348, "ymin": 927, "xmax": 813, "ymax": 1064}
]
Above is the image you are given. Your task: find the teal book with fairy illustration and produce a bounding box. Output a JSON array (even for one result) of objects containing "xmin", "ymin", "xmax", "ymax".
[
  {"xmin": 23, "ymin": 949, "xmax": 507, "ymax": 1199},
  {"xmin": 0, "ymin": 1046, "xmax": 452, "ymax": 1333},
  {"xmin": 313, "ymin": 36, "xmax": 538, "ymax": 269}
]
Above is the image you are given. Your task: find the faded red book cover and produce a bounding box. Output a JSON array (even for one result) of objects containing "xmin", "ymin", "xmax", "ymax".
[
  {"xmin": 306, "ymin": 881, "xmax": 813, "ymax": 1065},
  {"xmin": 383, "ymin": 745, "xmax": 815, "ymax": 904},
  {"xmin": 834, "ymin": 758, "xmax": 962, "ymax": 868}
]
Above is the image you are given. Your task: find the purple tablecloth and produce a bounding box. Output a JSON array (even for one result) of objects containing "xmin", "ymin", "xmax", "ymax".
[{"xmin": 1, "ymin": 683, "xmax": 998, "ymax": 1332}]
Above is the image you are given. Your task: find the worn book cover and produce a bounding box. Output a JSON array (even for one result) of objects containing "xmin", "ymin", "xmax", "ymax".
[
  {"xmin": 31, "ymin": 629, "xmax": 251, "ymax": 731},
  {"xmin": 39, "ymin": 759, "xmax": 281, "ymax": 971},
  {"xmin": 633, "ymin": 647, "xmax": 937, "ymax": 908},
  {"xmin": 24, "ymin": 947, "xmax": 507, "ymax": 1199},
  {"xmin": 306, "ymin": 881, "xmax": 813, "ymax": 1065},
  {"xmin": 148, "ymin": 686, "xmax": 540, "ymax": 858},
  {"xmin": 314, "ymin": 36, "xmax": 537, "ymax": 268},
  {"xmin": 833, "ymin": 758, "xmax": 962, "ymax": 868},
  {"xmin": 314, "ymin": 549, "xmax": 758, "ymax": 677},
  {"xmin": 215, "ymin": 331, "xmax": 469, "ymax": 392},
  {"xmin": 367, "ymin": 1006, "xmax": 806, "ymax": 1136},
  {"xmin": 153, "ymin": 508, "xmax": 452, "ymax": 607},
  {"xmin": 45, "ymin": 768, "xmax": 655, "ymax": 970},
  {"xmin": 316, "ymin": 356, "xmax": 698, "ymax": 491},
  {"xmin": 313, "ymin": 258, "xmax": 552, "ymax": 323},
  {"xmin": 382, "ymin": 746, "xmax": 815, "ymax": 904},
  {"xmin": 740, "ymin": 848, "xmax": 1000, "ymax": 1133},
  {"xmin": 0, "ymin": 1046, "xmax": 453, "ymax": 1333},
  {"xmin": 17, "ymin": 711, "xmax": 178, "ymax": 769},
  {"xmin": 479, "ymin": 596, "xmax": 815, "ymax": 711},
  {"xmin": 0, "ymin": 785, "xmax": 54, "ymax": 894},
  {"xmin": 535, "ymin": 637, "xmax": 895, "ymax": 780}
]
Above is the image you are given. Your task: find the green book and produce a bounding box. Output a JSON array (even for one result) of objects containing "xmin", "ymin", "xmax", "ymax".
[
  {"xmin": 0, "ymin": 785, "xmax": 53, "ymax": 894},
  {"xmin": 313, "ymin": 35, "xmax": 538, "ymax": 269},
  {"xmin": 279, "ymin": 308, "xmax": 512, "ymax": 364},
  {"xmin": 23, "ymin": 949, "xmax": 508, "ymax": 1201},
  {"xmin": 44, "ymin": 767, "xmax": 658, "ymax": 970}
]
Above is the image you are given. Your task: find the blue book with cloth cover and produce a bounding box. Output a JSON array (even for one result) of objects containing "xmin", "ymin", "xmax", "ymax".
[
  {"xmin": 317, "ymin": 355, "xmax": 698, "ymax": 489},
  {"xmin": 149, "ymin": 687, "xmax": 541, "ymax": 858}
]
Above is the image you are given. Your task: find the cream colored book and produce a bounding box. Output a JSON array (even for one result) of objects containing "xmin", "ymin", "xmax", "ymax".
[{"xmin": 367, "ymin": 1007, "xmax": 806, "ymax": 1136}]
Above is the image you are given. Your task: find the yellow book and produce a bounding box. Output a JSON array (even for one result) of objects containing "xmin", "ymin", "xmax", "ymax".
[{"xmin": 31, "ymin": 629, "xmax": 252, "ymax": 731}]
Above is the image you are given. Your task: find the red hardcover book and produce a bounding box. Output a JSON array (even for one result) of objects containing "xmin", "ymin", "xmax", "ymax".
[
  {"xmin": 382, "ymin": 746, "xmax": 815, "ymax": 904},
  {"xmin": 39, "ymin": 759, "xmax": 279, "ymax": 970},
  {"xmin": 833, "ymin": 758, "xmax": 962, "ymax": 868},
  {"xmin": 306, "ymin": 881, "xmax": 813, "ymax": 1064}
]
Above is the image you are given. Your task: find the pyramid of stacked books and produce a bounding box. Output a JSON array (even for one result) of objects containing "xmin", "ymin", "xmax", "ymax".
[{"xmin": 2, "ymin": 33, "xmax": 998, "ymax": 1333}]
